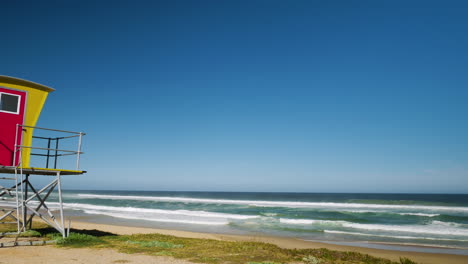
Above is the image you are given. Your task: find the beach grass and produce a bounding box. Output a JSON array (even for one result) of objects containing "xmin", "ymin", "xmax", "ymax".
[
  {"xmin": 53, "ymin": 231, "xmax": 415, "ymax": 264},
  {"xmin": 0, "ymin": 221, "xmax": 49, "ymax": 235},
  {"xmin": 52, "ymin": 232, "xmax": 106, "ymax": 247},
  {"xmin": 3, "ymin": 224, "xmax": 418, "ymax": 264}
]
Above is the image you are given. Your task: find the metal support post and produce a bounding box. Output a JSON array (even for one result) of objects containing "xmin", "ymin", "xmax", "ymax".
[
  {"xmin": 20, "ymin": 174, "xmax": 25, "ymax": 232},
  {"xmin": 13, "ymin": 124, "xmax": 21, "ymax": 234},
  {"xmin": 54, "ymin": 139, "xmax": 59, "ymax": 169},
  {"xmin": 14, "ymin": 167, "xmax": 20, "ymax": 234},
  {"xmin": 76, "ymin": 132, "xmax": 83, "ymax": 170},
  {"xmin": 46, "ymin": 138, "xmax": 51, "ymax": 168},
  {"xmin": 56, "ymin": 171, "xmax": 66, "ymax": 237},
  {"xmin": 23, "ymin": 174, "xmax": 29, "ymax": 230}
]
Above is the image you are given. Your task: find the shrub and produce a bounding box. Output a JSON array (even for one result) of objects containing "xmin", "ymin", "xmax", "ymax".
[
  {"xmin": 399, "ymin": 257, "xmax": 417, "ymax": 264},
  {"xmin": 303, "ymin": 255, "xmax": 321, "ymax": 264},
  {"xmin": 54, "ymin": 232, "xmax": 104, "ymax": 247},
  {"xmin": 19, "ymin": 230, "xmax": 42, "ymax": 237}
]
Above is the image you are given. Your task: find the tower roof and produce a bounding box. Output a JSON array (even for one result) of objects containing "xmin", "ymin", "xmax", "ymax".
[{"xmin": 0, "ymin": 75, "xmax": 55, "ymax": 93}]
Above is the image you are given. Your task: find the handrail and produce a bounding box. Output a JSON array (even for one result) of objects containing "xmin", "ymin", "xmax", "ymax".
[
  {"xmin": 17, "ymin": 145, "xmax": 84, "ymax": 154},
  {"xmin": 14, "ymin": 124, "xmax": 85, "ymax": 171},
  {"xmin": 20, "ymin": 125, "xmax": 86, "ymax": 135}
]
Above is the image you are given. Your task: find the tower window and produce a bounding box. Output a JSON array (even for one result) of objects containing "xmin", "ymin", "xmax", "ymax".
[{"xmin": 0, "ymin": 93, "xmax": 20, "ymax": 114}]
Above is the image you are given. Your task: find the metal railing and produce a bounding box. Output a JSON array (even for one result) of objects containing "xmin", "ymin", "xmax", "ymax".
[{"xmin": 13, "ymin": 125, "xmax": 85, "ymax": 171}]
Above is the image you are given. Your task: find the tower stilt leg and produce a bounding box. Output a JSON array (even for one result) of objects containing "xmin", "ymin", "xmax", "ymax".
[{"xmin": 57, "ymin": 171, "xmax": 66, "ymax": 238}]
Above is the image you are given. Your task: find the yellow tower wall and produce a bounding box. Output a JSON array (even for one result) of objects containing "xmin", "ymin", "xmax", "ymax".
[{"xmin": 0, "ymin": 77, "xmax": 53, "ymax": 168}]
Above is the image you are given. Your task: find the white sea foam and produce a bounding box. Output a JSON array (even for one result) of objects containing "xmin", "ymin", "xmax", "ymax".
[
  {"xmin": 28, "ymin": 201, "xmax": 256, "ymax": 225},
  {"xmin": 398, "ymin": 213, "xmax": 440, "ymax": 217},
  {"xmin": 324, "ymin": 230, "xmax": 468, "ymax": 242},
  {"xmin": 82, "ymin": 210, "xmax": 228, "ymax": 225},
  {"xmin": 279, "ymin": 218, "xmax": 348, "ymax": 226},
  {"xmin": 341, "ymin": 210, "xmax": 381, "ymax": 213},
  {"xmin": 280, "ymin": 218, "xmax": 365, "ymax": 230},
  {"xmin": 76, "ymin": 194, "xmax": 468, "ymax": 214},
  {"xmin": 341, "ymin": 221, "xmax": 468, "ymax": 236},
  {"xmin": 279, "ymin": 218, "xmax": 468, "ymax": 237},
  {"xmin": 61, "ymin": 203, "xmax": 257, "ymax": 220},
  {"xmin": 342, "ymin": 210, "xmax": 440, "ymax": 217},
  {"xmin": 279, "ymin": 218, "xmax": 317, "ymax": 225},
  {"xmin": 261, "ymin": 213, "xmax": 278, "ymax": 217}
]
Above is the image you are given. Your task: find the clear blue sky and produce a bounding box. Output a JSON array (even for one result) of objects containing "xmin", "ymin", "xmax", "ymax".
[{"xmin": 2, "ymin": 1, "xmax": 467, "ymax": 193}]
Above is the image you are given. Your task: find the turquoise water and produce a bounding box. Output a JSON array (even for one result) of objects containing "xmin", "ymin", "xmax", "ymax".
[{"xmin": 48, "ymin": 191, "xmax": 468, "ymax": 251}]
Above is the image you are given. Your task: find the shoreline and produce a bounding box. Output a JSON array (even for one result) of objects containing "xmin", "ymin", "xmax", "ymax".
[
  {"xmin": 69, "ymin": 214, "xmax": 468, "ymax": 254},
  {"xmin": 67, "ymin": 219, "xmax": 468, "ymax": 264}
]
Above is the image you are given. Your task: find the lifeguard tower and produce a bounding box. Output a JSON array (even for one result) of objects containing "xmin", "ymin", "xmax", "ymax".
[{"xmin": 0, "ymin": 76, "xmax": 85, "ymax": 238}]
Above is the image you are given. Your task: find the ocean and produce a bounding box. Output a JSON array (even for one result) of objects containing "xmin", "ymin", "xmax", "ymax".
[{"xmin": 8, "ymin": 190, "xmax": 468, "ymax": 254}]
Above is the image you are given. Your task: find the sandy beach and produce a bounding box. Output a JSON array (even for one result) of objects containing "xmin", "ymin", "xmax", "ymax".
[
  {"xmin": 3, "ymin": 1, "xmax": 468, "ymax": 263},
  {"xmin": 2, "ymin": 220, "xmax": 468, "ymax": 264}
]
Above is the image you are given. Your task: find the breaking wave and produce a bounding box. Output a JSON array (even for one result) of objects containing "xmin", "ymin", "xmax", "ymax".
[{"xmin": 75, "ymin": 194, "xmax": 468, "ymax": 214}]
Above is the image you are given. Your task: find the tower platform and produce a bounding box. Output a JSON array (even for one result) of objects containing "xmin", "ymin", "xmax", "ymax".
[{"xmin": 0, "ymin": 166, "xmax": 86, "ymax": 176}]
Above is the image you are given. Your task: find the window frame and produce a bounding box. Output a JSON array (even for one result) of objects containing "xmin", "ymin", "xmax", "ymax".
[{"xmin": 0, "ymin": 92, "xmax": 21, "ymax": 114}]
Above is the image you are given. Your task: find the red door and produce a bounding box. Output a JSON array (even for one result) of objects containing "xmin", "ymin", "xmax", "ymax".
[{"xmin": 0, "ymin": 87, "xmax": 26, "ymax": 166}]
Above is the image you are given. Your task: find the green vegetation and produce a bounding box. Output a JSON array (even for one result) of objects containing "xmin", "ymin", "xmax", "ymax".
[
  {"xmin": 126, "ymin": 239, "xmax": 183, "ymax": 248},
  {"xmin": 247, "ymin": 262, "xmax": 283, "ymax": 264},
  {"xmin": 18, "ymin": 229, "xmax": 42, "ymax": 237},
  {"xmin": 0, "ymin": 221, "xmax": 49, "ymax": 240},
  {"xmin": 4, "ymin": 224, "xmax": 418, "ymax": 264},
  {"xmin": 398, "ymin": 258, "xmax": 417, "ymax": 264},
  {"xmin": 0, "ymin": 221, "xmax": 49, "ymax": 233},
  {"xmin": 303, "ymin": 255, "xmax": 322, "ymax": 264},
  {"xmin": 52, "ymin": 232, "xmax": 106, "ymax": 247},
  {"xmin": 95, "ymin": 233, "xmax": 415, "ymax": 264}
]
